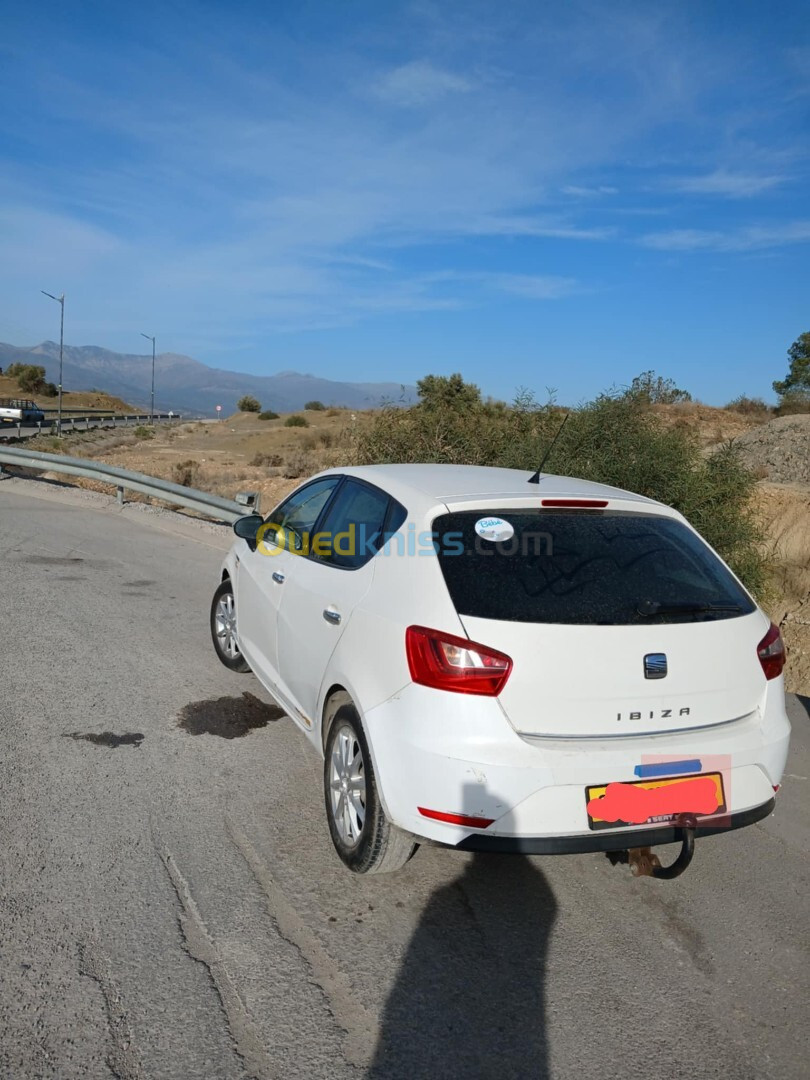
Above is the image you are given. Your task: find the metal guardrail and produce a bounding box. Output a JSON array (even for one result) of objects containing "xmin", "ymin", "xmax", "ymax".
[
  {"xmin": 38, "ymin": 408, "xmax": 177, "ymax": 417},
  {"xmin": 0, "ymin": 446, "xmax": 247, "ymax": 522},
  {"xmin": 0, "ymin": 414, "xmax": 176, "ymax": 441}
]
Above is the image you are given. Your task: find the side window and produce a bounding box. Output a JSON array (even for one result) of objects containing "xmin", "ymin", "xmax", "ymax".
[
  {"xmin": 313, "ymin": 480, "xmax": 392, "ymax": 569},
  {"xmin": 263, "ymin": 476, "xmax": 340, "ymax": 553}
]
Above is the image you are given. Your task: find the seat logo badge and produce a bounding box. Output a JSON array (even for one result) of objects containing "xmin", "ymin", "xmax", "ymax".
[{"xmin": 644, "ymin": 653, "xmax": 667, "ymax": 680}]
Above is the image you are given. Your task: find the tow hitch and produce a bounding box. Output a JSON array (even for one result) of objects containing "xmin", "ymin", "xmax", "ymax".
[{"xmin": 606, "ymin": 815, "xmax": 697, "ymax": 880}]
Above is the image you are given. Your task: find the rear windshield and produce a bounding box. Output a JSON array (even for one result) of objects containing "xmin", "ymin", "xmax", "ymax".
[{"xmin": 432, "ymin": 509, "xmax": 755, "ymax": 625}]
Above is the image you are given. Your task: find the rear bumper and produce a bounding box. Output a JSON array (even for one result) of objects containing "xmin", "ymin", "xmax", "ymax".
[
  {"xmin": 362, "ymin": 682, "xmax": 790, "ymax": 847},
  {"xmin": 453, "ymin": 797, "xmax": 775, "ymax": 854}
]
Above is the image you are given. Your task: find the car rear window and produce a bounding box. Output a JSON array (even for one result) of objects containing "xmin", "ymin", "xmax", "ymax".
[{"xmin": 432, "ymin": 509, "xmax": 755, "ymax": 625}]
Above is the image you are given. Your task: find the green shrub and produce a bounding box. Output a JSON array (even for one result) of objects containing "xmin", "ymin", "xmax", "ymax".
[
  {"xmin": 258, "ymin": 410, "xmax": 279, "ymax": 420},
  {"xmin": 284, "ymin": 414, "xmax": 308, "ymax": 427},
  {"xmin": 354, "ymin": 377, "xmax": 765, "ymax": 595},
  {"xmin": 305, "ymin": 400, "xmax": 326, "ymax": 411},
  {"xmin": 725, "ymin": 395, "xmax": 772, "ymax": 416},
  {"xmin": 775, "ymin": 390, "xmax": 810, "ymax": 415},
  {"xmin": 237, "ymin": 395, "xmax": 261, "ymax": 413},
  {"xmin": 133, "ymin": 425, "xmax": 154, "ymax": 440},
  {"xmin": 7, "ymin": 362, "xmax": 49, "ymax": 394},
  {"xmin": 625, "ymin": 370, "xmax": 692, "ymax": 405}
]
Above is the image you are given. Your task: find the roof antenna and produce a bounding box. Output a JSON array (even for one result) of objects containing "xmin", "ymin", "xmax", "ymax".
[{"xmin": 528, "ymin": 413, "xmax": 570, "ymax": 484}]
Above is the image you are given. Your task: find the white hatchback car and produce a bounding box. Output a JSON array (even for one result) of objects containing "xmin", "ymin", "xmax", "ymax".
[{"xmin": 211, "ymin": 465, "xmax": 790, "ymax": 876}]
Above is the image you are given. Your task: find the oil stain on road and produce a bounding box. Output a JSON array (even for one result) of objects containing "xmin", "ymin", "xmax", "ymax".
[
  {"xmin": 178, "ymin": 692, "xmax": 285, "ymax": 739},
  {"xmin": 64, "ymin": 731, "xmax": 145, "ymax": 748}
]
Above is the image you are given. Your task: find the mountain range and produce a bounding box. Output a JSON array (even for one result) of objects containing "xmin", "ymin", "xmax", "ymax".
[{"xmin": 0, "ymin": 341, "xmax": 418, "ymax": 416}]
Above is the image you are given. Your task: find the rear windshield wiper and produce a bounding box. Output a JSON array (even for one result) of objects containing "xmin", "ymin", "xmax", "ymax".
[{"xmin": 636, "ymin": 600, "xmax": 743, "ymax": 618}]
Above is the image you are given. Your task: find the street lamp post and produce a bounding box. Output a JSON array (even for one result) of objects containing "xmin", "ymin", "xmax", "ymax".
[
  {"xmin": 41, "ymin": 290, "xmax": 65, "ymax": 433},
  {"xmin": 140, "ymin": 333, "xmax": 156, "ymax": 421}
]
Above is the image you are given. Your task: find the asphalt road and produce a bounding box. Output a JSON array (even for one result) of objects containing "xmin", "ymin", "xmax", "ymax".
[{"xmin": 1, "ymin": 481, "xmax": 808, "ymax": 1080}]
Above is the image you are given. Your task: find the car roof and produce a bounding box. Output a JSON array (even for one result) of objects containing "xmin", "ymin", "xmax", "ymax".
[{"xmin": 320, "ymin": 464, "xmax": 662, "ymax": 513}]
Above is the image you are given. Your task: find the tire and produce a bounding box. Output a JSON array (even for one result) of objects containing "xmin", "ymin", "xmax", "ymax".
[
  {"xmin": 324, "ymin": 702, "xmax": 417, "ymax": 874},
  {"xmin": 210, "ymin": 579, "xmax": 251, "ymax": 673}
]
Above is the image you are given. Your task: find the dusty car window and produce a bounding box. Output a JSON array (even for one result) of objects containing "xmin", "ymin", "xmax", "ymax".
[{"xmin": 432, "ymin": 510, "xmax": 755, "ymax": 625}]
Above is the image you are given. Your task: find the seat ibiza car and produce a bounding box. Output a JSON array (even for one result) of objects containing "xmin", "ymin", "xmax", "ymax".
[{"xmin": 210, "ymin": 465, "xmax": 790, "ymax": 876}]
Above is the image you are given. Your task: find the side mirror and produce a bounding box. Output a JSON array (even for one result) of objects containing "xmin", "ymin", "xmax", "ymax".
[{"xmin": 233, "ymin": 513, "xmax": 263, "ymax": 546}]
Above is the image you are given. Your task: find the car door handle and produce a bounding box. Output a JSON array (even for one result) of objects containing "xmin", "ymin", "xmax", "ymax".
[
  {"xmin": 272, "ymin": 571, "xmax": 285, "ymax": 584},
  {"xmin": 323, "ymin": 608, "xmax": 341, "ymax": 625}
]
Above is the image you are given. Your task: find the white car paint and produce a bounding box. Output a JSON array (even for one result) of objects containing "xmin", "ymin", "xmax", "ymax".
[{"xmin": 218, "ymin": 464, "xmax": 790, "ymax": 855}]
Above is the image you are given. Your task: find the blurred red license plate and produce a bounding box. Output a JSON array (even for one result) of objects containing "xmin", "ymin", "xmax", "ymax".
[{"xmin": 586, "ymin": 772, "xmax": 726, "ymax": 831}]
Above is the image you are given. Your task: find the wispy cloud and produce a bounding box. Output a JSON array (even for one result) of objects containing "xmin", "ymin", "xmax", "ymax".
[
  {"xmin": 670, "ymin": 169, "xmax": 787, "ymax": 198},
  {"xmin": 562, "ymin": 185, "xmax": 618, "ymax": 197},
  {"xmin": 463, "ymin": 215, "xmax": 616, "ymax": 241},
  {"xmin": 639, "ymin": 220, "xmax": 810, "ymax": 252},
  {"xmin": 488, "ymin": 274, "xmax": 579, "ymax": 300},
  {"xmin": 371, "ymin": 60, "xmax": 473, "ymax": 106}
]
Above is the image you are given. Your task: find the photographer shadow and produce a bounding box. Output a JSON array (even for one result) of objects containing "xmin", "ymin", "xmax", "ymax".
[{"xmin": 369, "ymin": 840, "xmax": 557, "ymax": 1078}]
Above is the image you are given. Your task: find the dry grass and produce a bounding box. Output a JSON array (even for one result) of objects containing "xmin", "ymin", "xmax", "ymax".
[
  {"xmin": 757, "ymin": 482, "xmax": 810, "ymax": 695},
  {"xmin": 650, "ymin": 401, "xmax": 767, "ymax": 447},
  {"xmin": 44, "ymin": 408, "xmax": 366, "ymax": 509}
]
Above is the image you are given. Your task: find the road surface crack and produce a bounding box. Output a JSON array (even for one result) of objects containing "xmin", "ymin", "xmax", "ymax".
[
  {"xmin": 226, "ymin": 816, "xmax": 376, "ymax": 1069},
  {"xmin": 158, "ymin": 845, "xmax": 278, "ymax": 1080},
  {"xmin": 78, "ymin": 940, "xmax": 143, "ymax": 1080}
]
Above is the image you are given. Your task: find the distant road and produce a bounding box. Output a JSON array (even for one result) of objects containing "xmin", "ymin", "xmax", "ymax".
[
  {"xmin": 0, "ymin": 413, "xmax": 178, "ymax": 441},
  {"xmin": 0, "ymin": 482, "xmax": 807, "ymax": 1079}
]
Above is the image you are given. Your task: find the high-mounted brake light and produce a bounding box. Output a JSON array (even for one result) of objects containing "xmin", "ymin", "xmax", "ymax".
[
  {"xmin": 757, "ymin": 622, "xmax": 785, "ymax": 680},
  {"xmin": 540, "ymin": 498, "xmax": 609, "ymax": 508},
  {"xmin": 406, "ymin": 625, "xmax": 512, "ymax": 696}
]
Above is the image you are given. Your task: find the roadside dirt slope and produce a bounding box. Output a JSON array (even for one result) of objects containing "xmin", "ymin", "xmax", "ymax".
[
  {"xmin": 758, "ymin": 482, "xmax": 810, "ymax": 696},
  {"xmin": 0, "ymin": 373, "xmax": 133, "ymax": 413},
  {"xmin": 734, "ymin": 414, "xmax": 810, "ymax": 484}
]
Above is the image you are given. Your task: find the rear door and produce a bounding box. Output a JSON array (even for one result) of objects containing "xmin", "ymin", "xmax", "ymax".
[
  {"xmin": 275, "ymin": 478, "xmax": 393, "ymax": 727},
  {"xmin": 432, "ymin": 507, "xmax": 766, "ymax": 738}
]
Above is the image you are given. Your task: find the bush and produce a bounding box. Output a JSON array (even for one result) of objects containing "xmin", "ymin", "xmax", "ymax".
[
  {"xmin": 354, "ymin": 377, "xmax": 765, "ymax": 595},
  {"xmin": 250, "ymin": 451, "xmax": 283, "ymax": 467},
  {"xmin": 775, "ymin": 390, "xmax": 810, "ymax": 415},
  {"xmin": 284, "ymin": 414, "xmax": 308, "ymax": 427},
  {"xmin": 171, "ymin": 459, "xmax": 200, "ymax": 487},
  {"xmin": 133, "ymin": 425, "xmax": 154, "ymax": 440},
  {"xmin": 725, "ymin": 395, "xmax": 772, "ymax": 416},
  {"xmin": 258, "ymin": 410, "xmax": 279, "ymax": 420},
  {"xmin": 282, "ymin": 449, "xmax": 316, "ymax": 478},
  {"xmin": 42, "ymin": 382, "xmax": 58, "ymax": 397},
  {"xmin": 237, "ymin": 395, "xmax": 261, "ymax": 413},
  {"xmin": 625, "ymin": 370, "xmax": 692, "ymax": 405},
  {"xmin": 305, "ymin": 400, "xmax": 326, "ymax": 411},
  {"xmin": 7, "ymin": 362, "xmax": 49, "ymax": 394}
]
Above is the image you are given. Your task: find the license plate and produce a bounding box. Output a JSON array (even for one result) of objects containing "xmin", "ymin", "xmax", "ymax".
[{"xmin": 586, "ymin": 772, "xmax": 726, "ymax": 831}]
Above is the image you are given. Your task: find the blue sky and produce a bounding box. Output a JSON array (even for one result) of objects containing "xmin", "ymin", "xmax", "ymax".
[{"xmin": 1, "ymin": 0, "xmax": 808, "ymax": 404}]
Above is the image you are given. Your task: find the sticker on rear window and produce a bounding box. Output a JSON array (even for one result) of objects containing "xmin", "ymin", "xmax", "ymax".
[{"xmin": 474, "ymin": 517, "xmax": 515, "ymax": 543}]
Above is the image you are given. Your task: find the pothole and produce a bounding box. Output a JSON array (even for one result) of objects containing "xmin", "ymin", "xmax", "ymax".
[
  {"xmin": 178, "ymin": 692, "xmax": 285, "ymax": 739},
  {"xmin": 64, "ymin": 731, "xmax": 145, "ymax": 748}
]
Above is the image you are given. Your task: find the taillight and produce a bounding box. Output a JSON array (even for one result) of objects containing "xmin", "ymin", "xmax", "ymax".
[
  {"xmin": 406, "ymin": 625, "xmax": 512, "ymax": 696},
  {"xmin": 757, "ymin": 622, "xmax": 785, "ymax": 680}
]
